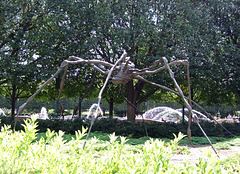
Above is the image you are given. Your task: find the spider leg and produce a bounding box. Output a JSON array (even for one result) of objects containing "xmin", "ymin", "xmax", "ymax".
[
  {"xmin": 133, "ymin": 57, "xmax": 192, "ymax": 141},
  {"xmin": 136, "ymin": 57, "xmax": 220, "ymax": 149},
  {"xmin": 57, "ymin": 65, "xmax": 69, "ymax": 116},
  {"xmin": 136, "ymin": 72, "xmax": 196, "ymax": 144},
  {"xmin": 136, "ymin": 75, "xmax": 236, "ymax": 138},
  {"xmin": 57, "ymin": 57, "xmax": 113, "ymax": 116},
  {"xmin": 17, "ymin": 67, "xmax": 65, "ymax": 116},
  {"xmin": 161, "ymin": 57, "xmax": 193, "ymax": 144},
  {"xmin": 16, "ymin": 57, "xmax": 115, "ymax": 116},
  {"xmin": 83, "ymin": 51, "xmax": 127, "ymax": 149},
  {"xmin": 133, "ymin": 60, "xmax": 189, "ymax": 75},
  {"xmin": 152, "ymin": 58, "xmax": 235, "ymax": 146},
  {"xmin": 132, "ymin": 59, "xmax": 193, "ymax": 120},
  {"xmin": 133, "ymin": 59, "xmax": 192, "ymax": 108}
]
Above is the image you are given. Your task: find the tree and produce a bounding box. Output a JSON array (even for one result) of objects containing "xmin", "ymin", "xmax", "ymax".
[
  {"xmin": 87, "ymin": 0, "xmax": 240, "ymax": 120},
  {"xmin": 80, "ymin": 0, "xmax": 212, "ymax": 120},
  {"xmin": 0, "ymin": 0, "xmax": 50, "ymax": 117},
  {"xmin": 209, "ymin": 0, "xmax": 240, "ymax": 105},
  {"xmin": 62, "ymin": 67, "xmax": 99, "ymax": 116},
  {"xmin": 0, "ymin": 0, "xmax": 89, "ymax": 117},
  {"xmin": 3, "ymin": 0, "xmax": 238, "ymax": 120},
  {"xmin": 184, "ymin": 0, "xmax": 240, "ymax": 107}
]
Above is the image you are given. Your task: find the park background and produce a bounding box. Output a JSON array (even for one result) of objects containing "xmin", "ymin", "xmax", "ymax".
[
  {"xmin": 1, "ymin": 1, "xmax": 240, "ymax": 173},
  {"xmin": 0, "ymin": 0, "xmax": 240, "ymax": 131}
]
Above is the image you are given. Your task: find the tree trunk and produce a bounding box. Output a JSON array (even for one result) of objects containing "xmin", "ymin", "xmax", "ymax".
[
  {"xmin": 11, "ymin": 85, "xmax": 17, "ymax": 118},
  {"xmin": 55, "ymin": 100, "xmax": 58, "ymax": 116},
  {"xmin": 78, "ymin": 100, "xmax": 82, "ymax": 117},
  {"xmin": 73, "ymin": 98, "xmax": 82, "ymax": 116},
  {"xmin": 237, "ymin": 88, "xmax": 240, "ymax": 100},
  {"xmin": 126, "ymin": 80, "xmax": 135, "ymax": 121},
  {"xmin": 126, "ymin": 80, "xmax": 145, "ymax": 121},
  {"xmin": 73, "ymin": 72, "xmax": 96, "ymax": 117},
  {"xmin": 109, "ymin": 97, "xmax": 114, "ymax": 118}
]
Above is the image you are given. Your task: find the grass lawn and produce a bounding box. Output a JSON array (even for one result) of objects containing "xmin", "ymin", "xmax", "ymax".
[{"xmin": 36, "ymin": 130, "xmax": 240, "ymax": 147}]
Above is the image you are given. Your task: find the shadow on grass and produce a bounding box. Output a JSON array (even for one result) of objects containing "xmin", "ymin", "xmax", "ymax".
[{"xmin": 179, "ymin": 136, "xmax": 240, "ymax": 147}]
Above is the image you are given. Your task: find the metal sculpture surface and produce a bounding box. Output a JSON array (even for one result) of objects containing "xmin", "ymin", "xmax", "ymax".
[{"xmin": 16, "ymin": 51, "xmax": 233, "ymax": 154}]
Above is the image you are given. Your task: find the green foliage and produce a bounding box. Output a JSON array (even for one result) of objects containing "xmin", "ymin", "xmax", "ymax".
[
  {"xmin": 1, "ymin": 0, "xmax": 240, "ymax": 120},
  {"xmin": 1, "ymin": 119, "xmax": 240, "ymax": 173},
  {"xmin": 0, "ymin": 0, "xmax": 60, "ymax": 115},
  {"xmin": 214, "ymin": 137, "xmax": 240, "ymax": 150},
  {"xmin": 220, "ymin": 153, "xmax": 240, "ymax": 172},
  {"xmin": 1, "ymin": 116, "xmax": 240, "ymax": 139},
  {"xmin": 214, "ymin": 142, "xmax": 231, "ymax": 150},
  {"xmin": 0, "ymin": 120, "xmax": 232, "ymax": 173},
  {"xmin": 173, "ymin": 145, "xmax": 191, "ymax": 155}
]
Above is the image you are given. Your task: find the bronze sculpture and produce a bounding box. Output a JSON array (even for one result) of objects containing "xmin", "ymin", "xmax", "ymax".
[
  {"xmin": 17, "ymin": 51, "xmax": 194, "ymax": 136},
  {"xmin": 16, "ymin": 51, "xmax": 233, "ymax": 153}
]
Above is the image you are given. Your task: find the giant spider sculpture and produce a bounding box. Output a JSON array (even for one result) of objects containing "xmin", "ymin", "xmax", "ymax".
[{"xmin": 16, "ymin": 51, "xmax": 233, "ymax": 153}]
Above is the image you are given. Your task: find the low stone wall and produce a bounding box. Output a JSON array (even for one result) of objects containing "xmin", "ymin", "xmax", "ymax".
[{"xmin": 216, "ymin": 119, "xmax": 239, "ymax": 124}]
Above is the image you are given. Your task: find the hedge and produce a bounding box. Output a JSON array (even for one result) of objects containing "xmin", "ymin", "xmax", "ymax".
[{"xmin": 0, "ymin": 116, "xmax": 239, "ymax": 138}]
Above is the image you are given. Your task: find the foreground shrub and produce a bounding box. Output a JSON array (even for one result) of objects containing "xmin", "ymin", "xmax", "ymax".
[{"xmin": 1, "ymin": 117, "xmax": 239, "ymax": 173}]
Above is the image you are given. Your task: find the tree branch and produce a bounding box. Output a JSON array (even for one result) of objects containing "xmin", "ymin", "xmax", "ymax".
[{"xmin": 136, "ymin": 87, "xmax": 160, "ymax": 106}]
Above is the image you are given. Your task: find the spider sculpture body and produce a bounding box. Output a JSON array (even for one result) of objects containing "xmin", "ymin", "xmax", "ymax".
[{"xmin": 112, "ymin": 57, "xmax": 135, "ymax": 85}]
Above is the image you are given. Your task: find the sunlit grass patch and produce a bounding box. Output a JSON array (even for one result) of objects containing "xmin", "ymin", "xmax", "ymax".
[
  {"xmin": 214, "ymin": 136, "xmax": 240, "ymax": 150},
  {"xmin": 214, "ymin": 142, "xmax": 231, "ymax": 150},
  {"xmin": 220, "ymin": 153, "xmax": 240, "ymax": 172}
]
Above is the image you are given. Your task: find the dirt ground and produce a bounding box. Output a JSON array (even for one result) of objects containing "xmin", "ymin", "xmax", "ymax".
[{"xmin": 171, "ymin": 145, "xmax": 240, "ymax": 163}]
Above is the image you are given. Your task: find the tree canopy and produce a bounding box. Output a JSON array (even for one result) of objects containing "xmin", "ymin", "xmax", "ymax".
[{"xmin": 1, "ymin": 0, "xmax": 239, "ymax": 119}]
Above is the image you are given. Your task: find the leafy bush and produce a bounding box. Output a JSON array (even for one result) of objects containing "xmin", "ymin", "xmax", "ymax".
[
  {"xmin": 0, "ymin": 119, "xmax": 239, "ymax": 173},
  {"xmin": 220, "ymin": 153, "xmax": 240, "ymax": 172},
  {"xmin": 0, "ymin": 118, "xmax": 239, "ymax": 173},
  {"xmin": 1, "ymin": 116, "xmax": 239, "ymax": 139}
]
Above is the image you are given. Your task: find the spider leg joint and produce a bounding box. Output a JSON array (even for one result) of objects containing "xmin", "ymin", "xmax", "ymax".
[{"xmin": 60, "ymin": 60, "xmax": 69, "ymax": 68}]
